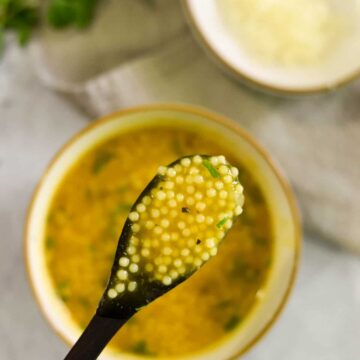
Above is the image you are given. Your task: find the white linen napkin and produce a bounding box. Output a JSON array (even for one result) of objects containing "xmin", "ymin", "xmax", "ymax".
[{"xmin": 29, "ymin": 0, "xmax": 360, "ymax": 254}]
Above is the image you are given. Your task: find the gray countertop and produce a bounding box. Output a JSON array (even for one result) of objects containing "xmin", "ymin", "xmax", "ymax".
[{"xmin": 0, "ymin": 41, "xmax": 359, "ymax": 360}]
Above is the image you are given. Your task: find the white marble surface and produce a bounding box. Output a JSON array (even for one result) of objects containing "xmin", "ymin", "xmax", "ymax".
[{"xmin": 0, "ymin": 41, "xmax": 359, "ymax": 359}]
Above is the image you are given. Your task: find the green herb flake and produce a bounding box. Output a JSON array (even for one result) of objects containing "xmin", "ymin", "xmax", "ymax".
[
  {"xmin": 224, "ymin": 315, "xmax": 242, "ymax": 331},
  {"xmin": 58, "ymin": 281, "xmax": 69, "ymax": 291},
  {"xmin": 131, "ymin": 340, "xmax": 152, "ymax": 355},
  {"xmin": 231, "ymin": 258, "xmax": 248, "ymax": 276},
  {"xmin": 265, "ymin": 257, "xmax": 273, "ymax": 268},
  {"xmin": 202, "ymin": 159, "xmax": 220, "ymax": 178},
  {"xmin": 47, "ymin": 211, "xmax": 55, "ymax": 224},
  {"xmin": 254, "ymin": 236, "xmax": 267, "ymax": 247},
  {"xmin": 135, "ymin": 305, "xmax": 147, "ymax": 312},
  {"xmin": 85, "ymin": 188, "xmax": 93, "ymax": 200},
  {"xmin": 231, "ymin": 259, "xmax": 260, "ymax": 282},
  {"xmin": 116, "ymin": 203, "xmax": 132, "ymax": 213},
  {"xmin": 116, "ymin": 185, "xmax": 129, "ymax": 193},
  {"xmin": 78, "ymin": 297, "xmax": 91, "ymax": 309},
  {"xmin": 250, "ymin": 187, "xmax": 263, "ymax": 204},
  {"xmin": 216, "ymin": 300, "xmax": 233, "ymax": 309},
  {"xmin": 87, "ymin": 243, "xmax": 96, "ymax": 253},
  {"xmin": 45, "ymin": 236, "xmax": 56, "ymax": 250},
  {"xmin": 92, "ymin": 152, "xmax": 114, "ymax": 174},
  {"xmin": 57, "ymin": 281, "xmax": 70, "ymax": 302},
  {"xmin": 216, "ymin": 217, "xmax": 229, "ymax": 228},
  {"xmin": 243, "ymin": 268, "xmax": 260, "ymax": 282}
]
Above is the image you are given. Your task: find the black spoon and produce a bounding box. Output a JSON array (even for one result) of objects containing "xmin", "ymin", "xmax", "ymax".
[{"xmin": 64, "ymin": 154, "xmax": 244, "ymax": 360}]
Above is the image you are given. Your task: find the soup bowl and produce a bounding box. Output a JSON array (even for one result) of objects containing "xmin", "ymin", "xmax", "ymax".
[{"xmin": 25, "ymin": 104, "xmax": 301, "ymax": 359}]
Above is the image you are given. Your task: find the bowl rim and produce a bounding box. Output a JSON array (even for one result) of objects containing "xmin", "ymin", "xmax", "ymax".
[
  {"xmin": 182, "ymin": 0, "xmax": 360, "ymax": 96},
  {"xmin": 24, "ymin": 103, "xmax": 302, "ymax": 359}
]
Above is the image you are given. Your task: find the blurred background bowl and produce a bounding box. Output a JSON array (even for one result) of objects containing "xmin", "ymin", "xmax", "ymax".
[{"xmin": 183, "ymin": 0, "xmax": 360, "ymax": 94}]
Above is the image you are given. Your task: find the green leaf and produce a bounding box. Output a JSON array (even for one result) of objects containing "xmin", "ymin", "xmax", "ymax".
[
  {"xmin": 47, "ymin": 0, "xmax": 99, "ymax": 29},
  {"xmin": 75, "ymin": 0, "xmax": 97, "ymax": 28},
  {"xmin": 0, "ymin": 0, "xmax": 38, "ymax": 46},
  {"xmin": 202, "ymin": 159, "xmax": 220, "ymax": 178},
  {"xmin": 17, "ymin": 23, "xmax": 30, "ymax": 45},
  {"xmin": 47, "ymin": 0, "xmax": 76, "ymax": 28}
]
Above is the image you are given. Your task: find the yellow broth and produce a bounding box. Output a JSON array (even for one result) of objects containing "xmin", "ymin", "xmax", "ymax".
[{"xmin": 45, "ymin": 127, "xmax": 272, "ymax": 357}]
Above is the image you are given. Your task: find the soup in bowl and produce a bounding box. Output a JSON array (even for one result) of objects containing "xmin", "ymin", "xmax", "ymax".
[{"xmin": 25, "ymin": 104, "xmax": 300, "ymax": 359}]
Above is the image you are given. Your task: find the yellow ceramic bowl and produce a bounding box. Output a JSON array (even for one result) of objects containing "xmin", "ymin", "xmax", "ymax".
[{"xmin": 25, "ymin": 104, "xmax": 301, "ymax": 359}]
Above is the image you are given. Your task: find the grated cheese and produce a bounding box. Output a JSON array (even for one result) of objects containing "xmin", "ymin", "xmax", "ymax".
[{"xmin": 218, "ymin": 0, "xmax": 346, "ymax": 66}]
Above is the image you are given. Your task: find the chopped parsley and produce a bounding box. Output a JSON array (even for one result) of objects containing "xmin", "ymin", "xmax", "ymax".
[
  {"xmin": 202, "ymin": 159, "xmax": 220, "ymax": 178},
  {"xmin": 224, "ymin": 315, "xmax": 242, "ymax": 331},
  {"xmin": 131, "ymin": 340, "xmax": 153, "ymax": 355},
  {"xmin": 57, "ymin": 281, "xmax": 70, "ymax": 302},
  {"xmin": 92, "ymin": 152, "xmax": 115, "ymax": 174},
  {"xmin": 216, "ymin": 217, "xmax": 229, "ymax": 228},
  {"xmin": 45, "ymin": 236, "xmax": 56, "ymax": 249},
  {"xmin": 78, "ymin": 296, "xmax": 91, "ymax": 309},
  {"xmin": 216, "ymin": 300, "xmax": 233, "ymax": 309}
]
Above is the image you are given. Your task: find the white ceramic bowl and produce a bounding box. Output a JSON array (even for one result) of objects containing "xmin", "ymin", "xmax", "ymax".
[
  {"xmin": 25, "ymin": 104, "xmax": 301, "ymax": 359},
  {"xmin": 183, "ymin": 0, "xmax": 360, "ymax": 94}
]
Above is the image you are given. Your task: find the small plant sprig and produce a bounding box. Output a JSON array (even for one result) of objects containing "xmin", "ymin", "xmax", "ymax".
[
  {"xmin": 0, "ymin": 0, "xmax": 39, "ymax": 51},
  {"xmin": 0, "ymin": 0, "xmax": 104, "ymax": 55},
  {"xmin": 0, "ymin": 0, "xmax": 157, "ymax": 55}
]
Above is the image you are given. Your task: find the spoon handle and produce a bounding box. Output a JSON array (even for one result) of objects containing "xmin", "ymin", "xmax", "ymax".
[{"xmin": 64, "ymin": 313, "xmax": 127, "ymax": 360}]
